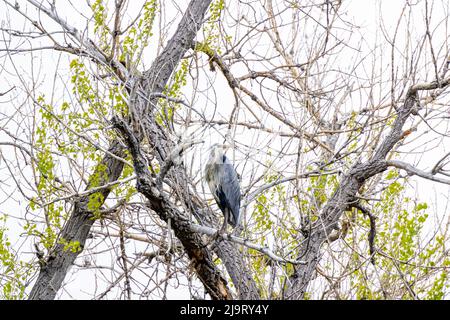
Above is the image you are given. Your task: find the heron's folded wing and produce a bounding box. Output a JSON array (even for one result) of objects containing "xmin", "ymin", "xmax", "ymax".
[{"xmin": 220, "ymin": 162, "xmax": 241, "ymax": 225}]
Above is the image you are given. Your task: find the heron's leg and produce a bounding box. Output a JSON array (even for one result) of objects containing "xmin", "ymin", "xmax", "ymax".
[
  {"xmin": 212, "ymin": 209, "xmax": 228, "ymax": 240},
  {"xmin": 219, "ymin": 209, "xmax": 229, "ymax": 235}
]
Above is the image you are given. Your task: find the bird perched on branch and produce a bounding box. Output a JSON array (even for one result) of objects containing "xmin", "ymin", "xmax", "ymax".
[{"xmin": 204, "ymin": 144, "xmax": 241, "ymax": 234}]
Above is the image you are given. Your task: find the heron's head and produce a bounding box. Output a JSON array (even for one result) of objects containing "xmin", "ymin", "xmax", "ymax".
[{"xmin": 207, "ymin": 143, "xmax": 231, "ymax": 164}]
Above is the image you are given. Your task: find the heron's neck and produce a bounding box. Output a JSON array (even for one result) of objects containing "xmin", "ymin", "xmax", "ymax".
[{"xmin": 216, "ymin": 152, "xmax": 225, "ymax": 164}]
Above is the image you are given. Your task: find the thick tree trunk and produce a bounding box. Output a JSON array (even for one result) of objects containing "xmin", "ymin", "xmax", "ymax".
[
  {"xmin": 190, "ymin": 202, "xmax": 260, "ymax": 299},
  {"xmin": 214, "ymin": 242, "xmax": 261, "ymax": 299},
  {"xmin": 114, "ymin": 118, "xmax": 233, "ymax": 299},
  {"xmin": 28, "ymin": 0, "xmax": 259, "ymax": 300}
]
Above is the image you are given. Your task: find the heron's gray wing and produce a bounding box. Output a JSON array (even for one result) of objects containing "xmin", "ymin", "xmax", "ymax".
[{"xmin": 220, "ymin": 156, "xmax": 241, "ymax": 226}]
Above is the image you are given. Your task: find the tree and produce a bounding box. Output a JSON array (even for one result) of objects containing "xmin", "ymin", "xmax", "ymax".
[{"xmin": 0, "ymin": 0, "xmax": 450, "ymax": 300}]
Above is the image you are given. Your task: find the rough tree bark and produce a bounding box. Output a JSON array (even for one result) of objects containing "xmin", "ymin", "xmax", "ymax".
[
  {"xmin": 114, "ymin": 118, "xmax": 232, "ymax": 299},
  {"xmin": 28, "ymin": 141, "xmax": 126, "ymax": 300},
  {"xmin": 28, "ymin": 0, "xmax": 259, "ymax": 300}
]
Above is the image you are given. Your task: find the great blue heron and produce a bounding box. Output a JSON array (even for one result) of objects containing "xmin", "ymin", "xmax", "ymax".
[{"xmin": 204, "ymin": 144, "xmax": 241, "ymax": 234}]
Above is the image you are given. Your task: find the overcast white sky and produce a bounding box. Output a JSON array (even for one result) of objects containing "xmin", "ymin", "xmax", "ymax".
[{"xmin": 1, "ymin": 0, "xmax": 450, "ymax": 299}]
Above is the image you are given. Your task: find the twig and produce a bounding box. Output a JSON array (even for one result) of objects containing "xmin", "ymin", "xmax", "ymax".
[
  {"xmin": 189, "ymin": 224, "xmax": 307, "ymax": 265},
  {"xmin": 387, "ymin": 160, "xmax": 450, "ymax": 185},
  {"xmin": 40, "ymin": 174, "xmax": 136, "ymax": 208},
  {"xmin": 156, "ymin": 139, "xmax": 204, "ymax": 187},
  {"xmin": 0, "ymin": 86, "xmax": 15, "ymax": 96},
  {"xmin": 352, "ymin": 203, "xmax": 377, "ymax": 265}
]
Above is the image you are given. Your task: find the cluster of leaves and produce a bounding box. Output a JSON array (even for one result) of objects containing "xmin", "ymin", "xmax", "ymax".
[
  {"xmin": 26, "ymin": 57, "xmax": 133, "ymax": 254},
  {"xmin": 203, "ymin": 0, "xmax": 229, "ymax": 54},
  {"xmin": 346, "ymin": 170, "xmax": 449, "ymax": 300},
  {"xmin": 240, "ymin": 154, "xmax": 344, "ymax": 298},
  {"xmin": 92, "ymin": 0, "xmax": 110, "ymax": 49},
  {"xmin": 246, "ymin": 170, "xmax": 299, "ymax": 298},
  {"xmin": 248, "ymin": 179, "xmax": 276, "ymax": 295},
  {"xmin": 121, "ymin": 0, "xmax": 158, "ymax": 64},
  {"xmin": 89, "ymin": 0, "xmax": 158, "ymax": 66},
  {"xmin": 23, "ymin": 1, "xmax": 165, "ymax": 258},
  {"xmin": 0, "ymin": 215, "xmax": 33, "ymax": 299},
  {"xmin": 28, "ymin": 96, "xmax": 66, "ymax": 250},
  {"xmin": 156, "ymin": 58, "xmax": 189, "ymax": 126}
]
